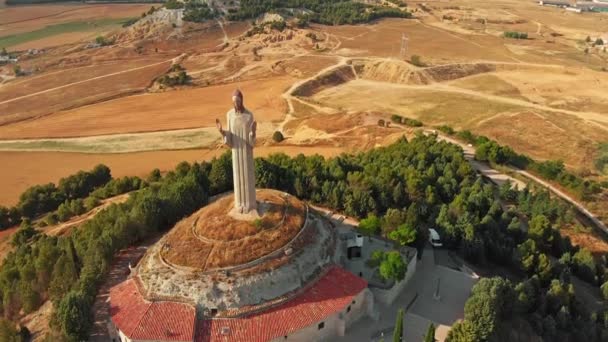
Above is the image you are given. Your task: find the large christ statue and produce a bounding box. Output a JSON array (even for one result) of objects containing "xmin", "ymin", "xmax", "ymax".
[{"xmin": 216, "ymin": 89, "xmax": 258, "ymax": 218}]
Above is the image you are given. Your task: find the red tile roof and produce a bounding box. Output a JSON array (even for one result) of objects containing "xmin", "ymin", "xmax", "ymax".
[
  {"xmin": 110, "ymin": 278, "xmax": 195, "ymax": 341},
  {"xmin": 196, "ymin": 266, "xmax": 368, "ymax": 342}
]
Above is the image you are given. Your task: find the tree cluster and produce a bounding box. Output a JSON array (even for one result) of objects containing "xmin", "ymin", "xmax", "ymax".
[
  {"xmin": 228, "ymin": 0, "xmax": 411, "ymax": 25},
  {"xmin": 157, "ymin": 71, "xmax": 191, "ymax": 87},
  {"xmin": 390, "ymin": 114, "xmax": 423, "ymax": 127},
  {"xmin": 0, "ymin": 165, "xmax": 112, "ymax": 230},
  {"xmin": 183, "ymin": 0, "xmax": 217, "ymax": 22},
  {"xmin": 447, "ymin": 275, "xmax": 608, "ymax": 341}
]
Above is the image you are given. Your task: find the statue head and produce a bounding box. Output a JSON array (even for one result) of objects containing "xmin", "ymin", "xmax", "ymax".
[{"xmin": 232, "ymin": 89, "xmax": 245, "ymax": 113}]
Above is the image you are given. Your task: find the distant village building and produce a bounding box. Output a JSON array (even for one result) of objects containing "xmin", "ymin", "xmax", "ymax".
[{"xmin": 0, "ymin": 55, "xmax": 18, "ymax": 64}]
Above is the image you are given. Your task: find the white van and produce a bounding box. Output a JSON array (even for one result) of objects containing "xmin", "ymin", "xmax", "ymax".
[{"xmin": 428, "ymin": 228, "xmax": 443, "ymax": 248}]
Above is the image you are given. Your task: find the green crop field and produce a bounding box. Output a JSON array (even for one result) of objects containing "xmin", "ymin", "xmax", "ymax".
[{"xmin": 0, "ymin": 18, "xmax": 134, "ymax": 48}]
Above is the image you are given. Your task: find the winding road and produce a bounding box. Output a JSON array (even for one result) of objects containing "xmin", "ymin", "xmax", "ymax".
[{"xmin": 433, "ymin": 132, "xmax": 608, "ymax": 235}]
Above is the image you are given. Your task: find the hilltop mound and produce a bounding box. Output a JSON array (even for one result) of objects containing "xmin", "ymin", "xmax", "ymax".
[{"xmin": 114, "ymin": 8, "xmax": 184, "ymax": 43}]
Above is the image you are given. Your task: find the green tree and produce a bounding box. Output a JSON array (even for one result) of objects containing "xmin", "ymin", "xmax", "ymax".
[
  {"xmin": 359, "ymin": 213, "xmax": 381, "ymax": 236},
  {"xmin": 516, "ymin": 239, "xmax": 538, "ymax": 274},
  {"xmin": 56, "ymin": 291, "xmax": 92, "ymax": 341},
  {"xmin": 424, "ymin": 322, "xmax": 436, "ymax": 342},
  {"xmin": 11, "ymin": 220, "xmax": 38, "ymax": 247},
  {"xmin": 147, "ymin": 168, "xmax": 162, "ymax": 182},
  {"xmin": 410, "ymin": 55, "xmax": 425, "ymax": 67},
  {"xmin": 463, "ymin": 277, "xmax": 514, "ymax": 340},
  {"xmin": 528, "ymin": 215, "xmax": 553, "ymax": 250},
  {"xmin": 446, "ymin": 320, "xmax": 478, "ymax": 342},
  {"xmin": 393, "ymin": 308, "xmax": 404, "ymax": 342},
  {"xmin": 572, "ymin": 248, "xmax": 596, "ymax": 283},
  {"xmin": 379, "ymin": 251, "xmax": 407, "ymax": 282},
  {"xmin": 388, "ymin": 223, "xmax": 417, "ymax": 246},
  {"xmin": 600, "ymin": 280, "xmax": 608, "ymax": 301},
  {"xmin": 382, "ymin": 208, "xmax": 406, "ymax": 235},
  {"xmin": 272, "ymin": 131, "xmax": 284, "ymax": 142},
  {"xmin": 49, "ymin": 253, "xmax": 78, "ymax": 301}
]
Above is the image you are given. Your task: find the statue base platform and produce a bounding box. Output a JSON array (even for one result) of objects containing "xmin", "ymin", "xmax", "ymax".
[{"xmin": 228, "ymin": 202, "xmax": 265, "ymax": 221}]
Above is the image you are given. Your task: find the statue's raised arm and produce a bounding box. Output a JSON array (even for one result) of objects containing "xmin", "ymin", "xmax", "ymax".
[{"xmin": 216, "ymin": 118, "xmax": 232, "ymax": 147}]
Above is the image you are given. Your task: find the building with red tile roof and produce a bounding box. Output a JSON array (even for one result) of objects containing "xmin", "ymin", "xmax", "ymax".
[
  {"xmin": 108, "ymin": 266, "xmax": 372, "ymax": 342},
  {"xmin": 195, "ymin": 266, "xmax": 370, "ymax": 342},
  {"xmin": 109, "ymin": 279, "xmax": 196, "ymax": 342}
]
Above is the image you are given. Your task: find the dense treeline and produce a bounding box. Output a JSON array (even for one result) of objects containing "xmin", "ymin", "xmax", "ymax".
[
  {"xmin": 447, "ymin": 275, "xmax": 607, "ymax": 341},
  {"xmin": 451, "ymin": 128, "xmax": 604, "ymax": 200},
  {"xmin": 228, "ymin": 0, "xmax": 411, "ymax": 25},
  {"xmin": 0, "ymin": 165, "xmax": 111, "ymax": 230},
  {"xmin": 182, "ymin": 0, "xmax": 217, "ymax": 22}
]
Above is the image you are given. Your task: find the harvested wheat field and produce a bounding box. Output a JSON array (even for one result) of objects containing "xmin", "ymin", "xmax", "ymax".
[
  {"xmin": 0, "ymin": 76, "xmax": 293, "ymax": 139},
  {"xmin": 0, "ymin": 58, "xmax": 174, "ymax": 126}
]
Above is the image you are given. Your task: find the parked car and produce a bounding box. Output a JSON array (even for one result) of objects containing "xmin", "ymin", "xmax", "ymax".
[{"xmin": 428, "ymin": 228, "xmax": 443, "ymax": 247}]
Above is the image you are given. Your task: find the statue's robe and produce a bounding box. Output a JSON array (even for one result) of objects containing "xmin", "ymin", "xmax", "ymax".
[{"xmin": 224, "ymin": 108, "xmax": 257, "ymax": 214}]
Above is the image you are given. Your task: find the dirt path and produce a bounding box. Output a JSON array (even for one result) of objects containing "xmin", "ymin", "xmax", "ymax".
[
  {"xmin": 0, "ymin": 54, "xmax": 184, "ymax": 106},
  {"xmin": 89, "ymin": 244, "xmax": 151, "ymax": 342},
  {"xmin": 44, "ymin": 193, "xmax": 130, "ymax": 236}
]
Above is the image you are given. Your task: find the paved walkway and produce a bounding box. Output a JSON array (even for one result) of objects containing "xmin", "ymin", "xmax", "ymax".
[
  {"xmin": 89, "ymin": 245, "xmax": 150, "ymax": 342},
  {"xmin": 338, "ymin": 246, "xmax": 477, "ymax": 342}
]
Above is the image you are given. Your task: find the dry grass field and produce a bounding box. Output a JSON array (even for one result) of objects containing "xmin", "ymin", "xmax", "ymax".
[
  {"xmin": 162, "ymin": 189, "xmax": 306, "ymax": 270},
  {"xmin": 0, "ymin": 76, "xmax": 292, "ymax": 138}
]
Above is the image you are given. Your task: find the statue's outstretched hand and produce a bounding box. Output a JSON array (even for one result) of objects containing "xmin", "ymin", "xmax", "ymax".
[{"xmin": 216, "ymin": 119, "xmax": 223, "ymax": 134}]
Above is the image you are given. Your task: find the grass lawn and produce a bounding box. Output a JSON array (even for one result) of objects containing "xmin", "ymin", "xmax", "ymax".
[{"xmin": 0, "ymin": 18, "xmax": 134, "ymax": 48}]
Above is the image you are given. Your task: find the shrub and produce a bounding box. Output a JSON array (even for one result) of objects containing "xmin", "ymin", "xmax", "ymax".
[
  {"xmin": 410, "ymin": 55, "xmax": 425, "ymax": 67},
  {"xmin": 402, "ymin": 117, "xmax": 423, "ymax": 127},
  {"xmin": 95, "ymin": 36, "xmax": 113, "ymax": 46},
  {"xmin": 378, "ymin": 119, "xmax": 385, "ymax": 127},
  {"xmin": 436, "ymin": 125, "xmax": 455, "ymax": 135},
  {"xmin": 272, "ymin": 131, "xmax": 284, "ymax": 143},
  {"xmin": 595, "ymin": 38, "xmax": 604, "ymax": 46},
  {"xmin": 13, "ymin": 65, "xmax": 23, "ymax": 77},
  {"xmin": 504, "ymin": 31, "xmax": 528, "ymax": 39},
  {"xmin": 165, "ymin": 0, "xmax": 184, "ymax": 9}
]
